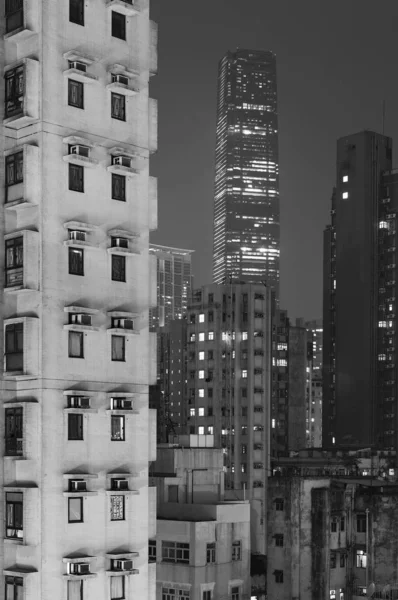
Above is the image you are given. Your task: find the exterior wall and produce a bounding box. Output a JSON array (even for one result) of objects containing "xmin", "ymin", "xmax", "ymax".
[
  {"xmin": 306, "ymin": 319, "xmax": 323, "ymax": 447},
  {"xmin": 1, "ymin": 1, "xmax": 157, "ymax": 598},
  {"xmin": 287, "ymin": 324, "xmax": 307, "ymax": 451}
]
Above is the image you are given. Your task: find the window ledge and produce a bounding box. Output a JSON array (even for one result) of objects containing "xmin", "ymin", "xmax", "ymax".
[
  {"xmin": 63, "ymin": 240, "xmax": 100, "ymax": 250},
  {"xmin": 106, "ymin": 410, "xmax": 139, "ymax": 417},
  {"xmin": 3, "ymin": 373, "xmax": 37, "ymax": 381},
  {"xmin": 4, "ymin": 286, "xmax": 38, "ymax": 294},
  {"xmin": 4, "ymin": 455, "xmax": 26, "ymax": 461},
  {"xmin": 4, "ymin": 538, "xmax": 24, "ymax": 546},
  {"xmin": 63, "ymin": 221, "xmax": 98, "ymax": 233},
  {"xmin": 5, "ymin": 198, "xmax": 33, "ymax": 210},
  {"xmin": 63, "ymin": 155, "xmax": 98, "ymax": 168},
  {"xmin": 4, "ymin": 568, "xmax": 37, "ymax": 577},
  {"xmin": 107, "ymin": 164, "xmax": 140, "ymax": 176},
  {"xmin": 105, "ymin": 490, "xmax": 140, "ymax": 496},
  {"xmin": 106, "ymin": 551, "xmax": 139, "ymax": 559},
  {"xmin": 107, "ymin": 328, "xmax": 140, "ymax": 336},
  {"xmin": 4, "ymin": 113, "xmax": 38, "ymax": 130},
  {"xmin": 106, "ymin": 472, "xmax": 139, "ymax": 478},
  {"xmin": 105, "ymin": 569, "xmax": 140, "ymax": 576},
  {"xmin": 107, "ymin": 247, "xmax": 140, "ymax": 256},
  {"xmin": 105, "ymin": 0, "xmax": 140, "ymax": 16},
  {"xmin": 63, "ymin": 473, "xmax": 98, "ymax": 479},
  {"xmin": 63, "ymin": 324, "xmax": 100, "ymax": 333},
  {"xmin": 63, "ymin": 574, "xmax": 98, "ymax": 581},
  {"xmin": 64, "ymin": 408, "xmax": 98, "ymax": 414},
  {"xmin": 64, "ymin": 69, "xmax": 99, "ymax": 84},
  {"xmin": 106, "ymin": 82, "xmax": 139, "ymax": 96},
  {"xmin": 63, "ymin": 492, "xmax": 98, "ymax": 497},
  {"xmin": 4, "ymin": 27, "xmax": 36, "ymax": 43}
]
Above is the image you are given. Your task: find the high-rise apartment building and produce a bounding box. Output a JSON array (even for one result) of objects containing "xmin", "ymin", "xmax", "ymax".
[
  {"xmin": 306, "ymin": 319, "xmax": 323, "ymax": 447},
  {"xmin": 212, "ymin": 49, "xmax": 280, "ymax": 293},
  {"xmin": 149, "ymin": 244, "xmax": 193, "ymax": 330},
  {"xmin": 1, "ymin": 1, "xmax": 157, "ymax": 598},
  {"xmin": 323, "ymin": 131, "xmax": 398, "ymax": 451}
]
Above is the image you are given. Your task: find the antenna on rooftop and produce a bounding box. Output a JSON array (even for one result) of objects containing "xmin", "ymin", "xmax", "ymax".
[{"xmin": 382, "ymin": 100, "xmax": 386, "ymax": 136}]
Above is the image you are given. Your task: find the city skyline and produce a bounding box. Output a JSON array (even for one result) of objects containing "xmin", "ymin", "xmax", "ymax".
[{"xmin": 150, "ymin": 0, "xmax": 398, "ymax": 320}]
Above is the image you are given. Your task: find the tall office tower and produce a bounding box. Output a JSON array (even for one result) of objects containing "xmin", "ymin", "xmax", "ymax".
[
  {"xmin": 323, "ymin": 131, "xmax": 398, "ymax": 451},
  {"xmin": 305, "ymin": 319, "xmax": 323, "ymax": 447},
  {"xmin": 1, "ymin": 1, "xmax": 157, "ymax": 598},
  {"xmin": 149, "ymin": 244, "xmax": 194, "ymax": 330},
  {"xmin": 212, "ymin": 49, "xmax": 280, "ymax": 294}
]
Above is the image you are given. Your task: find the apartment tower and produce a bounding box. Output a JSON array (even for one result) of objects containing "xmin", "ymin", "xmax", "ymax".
[
  {"xmin": 212, "ymin": 49, "xmax": 280, "ymax": 294},
  {"xmin": 323, "ymin": 131, "xmax": 398, "ymax": 453},
  {"xmin": 1, "ymin": 0, "xmax": 157, "ymax": 598}
]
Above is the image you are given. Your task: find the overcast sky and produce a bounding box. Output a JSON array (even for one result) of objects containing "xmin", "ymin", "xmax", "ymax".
[{"xmin": 149, "ymin": 0, "xmax": 398, "ymax": 320}]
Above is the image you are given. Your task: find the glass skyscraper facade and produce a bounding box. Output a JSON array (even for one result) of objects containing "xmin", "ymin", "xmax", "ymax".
[{"xmin": 212, "ymin": 49, "xmax": 280, "ymax": 295}]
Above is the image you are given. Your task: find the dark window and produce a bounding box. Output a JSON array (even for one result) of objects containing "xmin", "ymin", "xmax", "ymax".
[
  {"xmin": 5, "ymin": 237, "xmax": 23, "ymax": 287},
  {"xmin": 112, "ymin": 335, "xmax": 125, "ymax": 361},
  {"xmin": 111, "ymin": 11, "xmax": 126, "ymax": 40},
  {"xmin": 208, "ymin": 311, "xmax": 214, "ymax": 322},
  {"xmin": 111, "ymin": 415, "xmax": 125, "ymax": 441},
  {"xmin": 274, "ymin": 571, "xmax": 283, "ymax": 584},
  {"xmin": 5, "ymin": 152, "xmax": 23, "ymax": 187},
  {"xmin": 357, "ymin": 514, "xmax": 367, "ymax": 532},
  {"xmin": 208, "ymin": 388, "xmax": 213, "ymax": 398},
  {"xmin": 68, "ymin": 163, "xmax": 84, "ymax": 192},
  {"xmin": 330, "ymin": 553, "xmax": 336, "ymax": 569},
  {"xmin": 68, "ymin": 497, "xmax": 83, "ymax": 523},
  {"xmin": 275, "ymin": 498, "xmax": 284, "ymax": 511},
  {"xmin": 340, "ymin": 553, "xmax": 346, "ymax": 568},
  {"xmin": 68, "ymin": 79, "xmax": 84, "ymax": 109},
  {"xmin": 161, "ymin": 541, "xmax": 190, "ymax": 564},
  {"xmin": 68, "ymin": 331, "xmax": 84, "ymax": 358},
  {"xmin": 203, "ymin": 592, "xmax": 211, "ymax": 600},
  {"xmin": 340, "ymin": 516, "xmax": 345, "ymax": 532},
  {"xmin": 275, "ymin": 534, "xmax": 284, "ymax": 547},
  {"xmin": 241, "ymin": 407, "xmax": 247, "ymax": 417},
  {"xmin": 69, "ymin": 248, "xmax": 84, "ymax": 276},
  {"xmin": 206, "ymin": 542, "xmax": 216, "ymax": 564},
  {"xmin": 5, "ymin": 323, "xmax": 23, "ymax": 372},
  {"xmin": 149, "ymin": 540, "xmax": 156, "ymax": 562},
  {"xmin": 232, "ymin": 540, "xmax": 241, "ymax": 561},
  {"xmin": 208, "ymin": 293, "xmax": 214, "ymax": 304},
  {"xmin": 112, "ymin": 173, "xmax": 126, "ymax": 201},
  {"xmin": 6, "ymin": 492, "xmax": 23, "ymax": 539},
  {"xmin": 68, "ymin": 413, "xmax": 83, "ymax": 440},
  {"xmin": 110, "ymin": 575, "xmax": 125, "ymax": 599},
  {"xmin": 5, "ymin": 407, "xmax": 23, "ymax": 456},
  {"xmin": 69, "ymin": 0, "xmax": 84, "ymax": 25},
  {"xmin": 5, "ymin": 576, "xmax": 23, "ymax": 600},
  {"xmin": 5, "ymin": 0, "xmax": 23, "ymax": 33},
  {"xmin": 331, "ymin": 518, "xmax": 338, "ymax": 533},
  {"xmin": 68, "ymin": 581, "xmax": 83, "ymax": 600},
  {"xmin": 5, "ymin": 65, "xmax": 24, "ymax": 118},
  {"xmin": 208, "ymin": 407, "xmax": 213, "ymax": 417},
  {"xmin": 231, "ymin": 589, "xmax": 240, "ymax": 600},
  {"xmin": 112, "ymin": 255, "xmax": 126, "ymax": 282},
  {"xmin": 111, "ymin": 92, "xmax": 126, "ymax": 121}
]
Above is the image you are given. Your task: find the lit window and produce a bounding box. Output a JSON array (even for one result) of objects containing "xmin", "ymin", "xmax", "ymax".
[
  {"xmin": 198, "ymin": 408, "xmax": 205, "ymax": 417},
  {"xmin": 208, "ymin": 426, "xmax": 213, "ymax": 434},
  {"xmin": 333, "ymin": 280, "xmax": 336, "ymax": 290},
  {"xmin": 222, "ymin": 332, "xmax": 229, "ymax": 341},
  {"xmin": 190, "ymin": 333, "xmax": 196, "ymax": 342},
  {"xmin": 198, "ymin": 427, "xmax": 204, "ymax": 435},
  {"xmin": 378, "ymin": 354, "xmax": 386, "ymax": 361},
  {"xmin": 342, "ymin": 192, "xmax": 349, "ymax": 199},
  {"xmin": 342, "ymin": 175, "xmax": 348, "ymax": 183},
  {"xmin": 199, "ymin": 314, "xmax": 205, "ymax": 323},
  {"xmin": 277, "ymin": 343, "xmax": 287, "ymax": 351},
  {"xmin": 379, "ymin": 221, "xmax": 389, "ymax": 229},
  {"xmin": 242, "ymin": 370, "xmax": 247, "ymax": 378},
  {"xmin": 332, "ymin": 437, "xmax": 335, "ymax": 444},
  {"xmin": 198, "ymin": 389, "xmax": 204, "ymax": 398},
  {"xmin": 199, "ymin": 351, "xmax": 205, "ymax": 360},
  {"xmin": 277, "ymin": 359, "xmax": 287, "ymax": 367},
  {"xmin": 198, "ymin": 370, "xmax": 204, "ymax": 379},
  {"xmin": 356, "ymin": 550, "xmax": 367, "ymax": 568},
  {"xmin": 272, "ymin": 419, "xmax": 276, "ymax": 428},
  {"xmin": 379, "ymin": 321, "xmax": 387, "ymax": 328},
  {"xmin": 190, "ymin": 408, "xmax": 195, "ymax": 417},
  {"xmin": 199, "ymin": 333, "xmax": 205, "ymax": 342},
  {"xmin": 330, "ymin": 591, "xmax": 336, "ymax": 600},
  {"xmin": 242, "ymin": 332, "xmax": 248, "ymax": 340}
]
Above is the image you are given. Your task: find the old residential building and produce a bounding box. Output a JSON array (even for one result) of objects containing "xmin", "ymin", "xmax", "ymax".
[
  {"xmin": 150, "ymin": 435, "xmax": 251, "ymax": 600},
  {"xmin": 1, "ymin": 0, "xmax": 157, "ymax": 598}
]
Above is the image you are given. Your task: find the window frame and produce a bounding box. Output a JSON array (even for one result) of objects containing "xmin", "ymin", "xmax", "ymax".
[
  {"xmin": 5, "ymin": 322, "xmax": 23, "ymax": 372},
  {"xmin": 161, "ymin": 541, "xmax": 190, "ymax": 564},
  {"xmin": 111, "ymin": 415, "xmax": 125, "ymax": 441},
  {"xmin": 5, "ymin": 65, "xmax": 24, "ymax": 118},
  {"xmin": 111, "ymin": 254, "xmax": 126, "ymax": 282},
  {"xmin": 275, "ymin": 498, "xmax": 284, "ymax": 511},
  {"xmin": 5, "ymin": 236, "xmax": 23, "ymax": 288},
  {"xmin": 69, "ymin": 0, "xmax": 84, "ymax": 26},
  {"xmin": 110, "ymin": 494, "xmax": 125, "ymax": 521},
  {"xmin": 110, "ymin": 575, "xmax": 125, "ymax": 600},
  {"xmin": 5, "ymin": 576, "xmax": 23, "ymax": 600},
  {"xmin": 5, "ymin": 491, "xmax": 23, "ymax": 539},
  {"xmin": 232, "ymin": 540, "xmax": 242, "ymax": 561},
  {"xmin": 111, "ymin": 92, "xmax": 126, "ymax": 121},
  {"xmin": 275, "ymin": 533, "xmax": 284, "ymax": 547},
  {"xmin": 112, "ymin": 173, "xmax": 126, "ymax": 201},
  {"xmin": 68, "ymin": 247, "xmax": 84, "ymax": 276},
  {"xmin": 67, "ymin": 580, "xmax": 83, "ymax": 600},
  {"xmin": 5, "ymin": 406, "xmax": 23, "ymax": 456},
  {"xmin": 68, "ymin": 413, "xmax": 84, "ymax": 440},
  {"xmin": 274, "ymin": 571, "xmax": 284, "ymax": 584},
  {"xmin": 68, "ymin": 496, "xmax": 83, "ymax": 523},
  {"xmin": 68, "ymin": 331, "xmax": 84, "ymax": 359},
  {"xmin": 68, "ymin": 79, "xmax": 84, "ymax": 109},
  {"xmin": 206, "ymin": 542, "xmax": 216, "ymax": 564},
  {"xmin": 111, "ymin": 335, "xmax": 126, "ymax": 362},
  {"xmin": 5, "ymin": 151, "xmax": 23, "ymax": 187},
  {"xmin": 111, "ymin": 10, "xmax": 126, "ymax": 40},
  {"xmin": 68, "ymin": 163, "xmax": 84, "ymax": 193},
  {"xmin": 149, "ymin": 539, "xmax": 157, "ymax": 563}
]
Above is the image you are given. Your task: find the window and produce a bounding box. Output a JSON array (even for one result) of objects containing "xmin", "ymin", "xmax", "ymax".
[
  {"xmin": 199, "ymin": 313, "xmax": 205, "ymax": 323},
  {"xmin": 208, "ymin": 388, "xmax": 213, "ymax": 398},
  {"xmin": 198, "ymin": 408, "xmax": 204, "ymax": 417},
  {"xmin": 111, "ymin": 415, "xmax": 125, "ymax": 441},
  {"xmin": 198, "ymin": 426, "xmax": 204, "ymax": 435},
  {"xmin": 162, "ymin": 541, "xmax": 190, "ymax": 564},
  {"xmin": 5, "ymin": 577, "xmax": 23, "ymax": 600},
  {"xmin": 203, "ymin": 592, "xmax": 211, "ymax": 600},
  {"xmin": 208, "ymin": 311, "xmax": 214, "ymax": 322},
  {"xmin": 208, "ymin": 332, "xmax": 214, "ymax": 340},
  {"xmin": 68, "ymin": 497, "xmax": 83, "ymax": 523},
  {"xmin": 208, "ymin": 408, "xmax": 213, "ymax": 417},
  {"xmin": 206, "ymin": 542, "xmax": 216, "ymax": 563},
  {"xmin": 5, "ymin": 66, "xmax": 24, "ymax": 118},
  {"xmin": 6, "ymin": 492, "xmax": 23, "ymax": 539},
  {"xmin": 241, "ymin": 444, "xmax": 247, "ymax": 454},
  {"xmin": 112, "ymin": 173, "xmax": 126, "ymax": 201},
  {"xmin": 112, "ymin": 255, "xmax": 126, "ymax": 282},
  {"xmin": 198, "ymin": 333, "xmax": 205, "ymax": 342},
  {"xmin": 330, "ymin": 553, "xmax": 336, "ymax": 569},
  {"xmin": 340, "ymin": 516, "xmax": 345, "ymax": 532},
  {"xmin": 68, "ymin": 414, "xmax": 84, "ymax": 443},
  {"xmin": 331, "ymin": 517, "xmax": 338, "ymax": 532},
  {"xmin": 199, "ymin": 351, "xmax": 205, "ymax": 360},
  {"xmin": 356, "ymin": 549, "xmax": 367, "ymax": 568},
  {"xmin": 275, "ymin": 534, "xmax": 284, "ymax": 547},
  {"xmin": 110, "ymin": 495, "xmax": 125, "ymax": 520},
  {"xmin": 340, "ymin": 553, "xmax": 346, "ymax": 568},
  {"xmin": 342, "ymin": 191, "xmax": 349, "ymax": 199},
  {"xmin": 208, "ymin": 350, "xmax": 214, "ymax": 360},
  {"xmin": 68, "ymin": 581, "xmax": 83, "ymax": 600},
  {"xmin": 111, "ymin": 93, "xmax": 126, "ymax": 121},
  {"xmin": 68, "ymin": 163, "xmax": 84, "ymax": 192},
  {"xmin": 110, "ymin": 576, "xmax": 125, "ymax": 600},
  {"xmin": 5, "ymin": 0, "xmax": 23, "ymax": 33},
  {"xmin": 5, "ymin": 407, "xmax": 23, "ymax": 456},
  {"xmin": 5, "ymin": 152, "xmax": 23, "ymax": 187},
  {"xmin": 68, "ymin": 79, "xmax": 84, "ymax": 109},
  {"xmin": 241, "ymin": 407, "xmax": 247, "ymax": 417},
  {"xmin": 231, "ymin": 588, "xmax": 240, "ymax": 600},
  {"xmin": 68, "ymin": 331, "xmax": 84, "ymax": 359},
  {"xmin": 70, "ymin": 0, "xmax": 84, "ymax": 25},
  {"xmin": 241, "ymin": 463, "xmax": 247, "ymax": 473},
  {"xmin": 198, "ymin": 370, "xmax": 204, "ymax": 379},
  {"xmin": 111, "ymin": 335, "xmax": 125, "ymax": 362},
  {"xmin": 149, "ymin": 540, "xmax": 156, "ymax": 563},
  {"xmin": 342, "ymin": 175, "xmax": 348, "ymax": 182},
  {"xmin": 189, "ymin": 333, "xmax": 196, "ymax": 342},
  {"xmin": 189, "ymin": 408, "xmax": 195, "ymax": 417},
  {"xmin": 356, "ymin": 514, "xmax": 367, "ymax": 533},
  {"xmin": 274, "ymin": 571, "xmax": 284, "ymax": 583},
  {"xmin": 112, "ymin": 11, "xmax": 126, "ymax": 40},
  {"xmin": 162, "ymin": 588, "xmax": 190, "ymax": 600},
  {"xmin": 5, "ymin": 237, "xmax": 23, "ymax": 287},
  {"xmin": 207, "ymin": 426, "xmax": 213, "ymax": 434},
  {"xmin": 275, "ymin": 498, "xmax": 284, "ymax": 511},
  {"xmin": 198, "ymin": 389, "xmax": 204, "ymax": 398},
  {"xmin": 242, "ymin": 331, "xmax": 248, "ymax": 340},
  {"xmin": 5, "ymin": 322, "xmax": 23, "ymax": 372},
  {"xmin": 69, "ymin": 248, "xmax": 84, "ymax": 276},
  {"xmin": 232, "ymin": 540, "xmax": 241, "ymax": 561},
  {"xmin": 242, "ymin": 370, "xmax": 247, "ymax": 378}
]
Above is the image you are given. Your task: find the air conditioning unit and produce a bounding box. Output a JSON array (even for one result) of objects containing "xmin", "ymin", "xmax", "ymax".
[
  {"xmin": 113, "ymin": 156, "xmax": 131, "ymax": 168},
  {"xmin": 72, "ymin": 563, "xmax": 90, "ymax": 575},
  {"xmin": 121, "ymin": 399, "xmax": 132, "ymax": 410},
  {"xmin": 70, "ymin": 145, "xmax": 89, "ymax": 157},
  {"xmin": 70, "ymin": 313, "xmax": 92, "ymax": 326},
  {"xmin": 70, "ymin": 480, "xmax": 87, "ymax": 492},
  {"xmin": 113, "ymin": 318, "xmax": 133, "ymax": 330},
  {"xmin": 69, "ymin": 230, "xmax": 86, "ymax": 242},
  {"xmin": 112, "ymin": 237, "xmax": 129, "ymax": 249},
  {"xmin": 69, "ymin": 396, "xmax": 90, "ymax": 409},
  {"xmin": 69, "ymin": 60, "xmax": 87, "ymax": 72},
  {"xmin": 115, "ymin": 559, "xmax": 133, "ymax": 571},
  {"xmin": 113, "ymin": 478, "xmax": 129, "ymax": 490},
  {"xmin": 112, "ymin": 74, "xmax": 129, "ymax": 86}
]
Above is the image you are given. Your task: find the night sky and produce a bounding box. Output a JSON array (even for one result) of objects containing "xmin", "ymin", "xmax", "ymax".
[{"xmin": 149, "ymin": 0, "xmax": 398, "ymax": 320}]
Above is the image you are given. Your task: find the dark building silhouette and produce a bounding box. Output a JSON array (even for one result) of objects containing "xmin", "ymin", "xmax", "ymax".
[
  {"xmin": 212, "ymin": 49, "xmax": 280, "ymax": 295},
  {"xmin": 323, "ymin": 130, "xmax": 398, "ymax": 451}
]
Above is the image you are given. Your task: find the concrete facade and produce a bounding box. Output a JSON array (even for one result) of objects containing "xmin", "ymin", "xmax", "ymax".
[
  {"xmin": 306, "ymin": 319, "xmax": 323, "ymax": 447},
  {"xmin": 1, "ymin": 1, "xmax": 157, "ymax": 598}
]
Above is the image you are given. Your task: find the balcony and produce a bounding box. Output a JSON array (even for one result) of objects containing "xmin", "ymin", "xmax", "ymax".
[
  {"xmin": 106, "ymin": 0, "xmax": 140, "ymax": 16},
  {"xmin": 5, "ymin": 267, "xmax": 23, "ymax": 288},
  {"xmin": 5, "ymin": 437, "xmax": 23, "ymax": 456},
  {"xmin": 4, "ymin": 59, "xmax": 39, "ymax": 129}
]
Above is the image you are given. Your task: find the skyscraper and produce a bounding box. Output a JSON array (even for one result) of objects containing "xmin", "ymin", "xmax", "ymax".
[
  {"xmin": 1, "ymin": 0, "xmax": 157, "ymax": 597},
  {"xmin": 212, "ymin": 49, "xmax": 280, "ymax": 294},
  {"xmin": 323, "ymin": 131, "xmax": 398, "ymax": 451}
]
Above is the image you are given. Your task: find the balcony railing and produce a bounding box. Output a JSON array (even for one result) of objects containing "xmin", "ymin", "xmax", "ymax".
[
  {"xmin": 5, "ymin": 437, "xmax": 23, "ymax": 456},
  {"xmin": 6, "ymin": 267, "xmax": 23, "ymax": 287}
]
